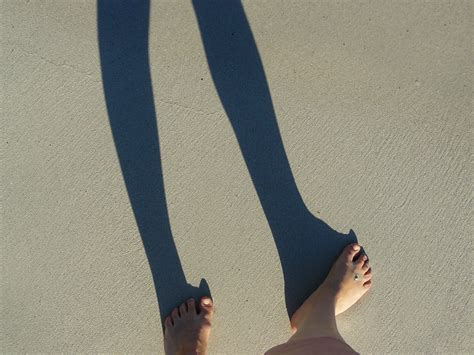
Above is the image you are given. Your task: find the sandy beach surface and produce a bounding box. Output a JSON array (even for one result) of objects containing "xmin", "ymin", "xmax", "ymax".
[{"xmin": 2, "ymin": 1, "xmax": 472, "ymax": 353}]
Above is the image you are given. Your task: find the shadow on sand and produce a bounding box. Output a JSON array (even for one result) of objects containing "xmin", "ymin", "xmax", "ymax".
[
  {"xmin": 192, "ymin": 0, "xmax": 357, "ymax": 318},
  {"xmin": 97, "ymin": 0, "xmax": 210, "ymax": 324},
  {"xmin": 98, "ymin": 0, "xmax": 358, "ymax": 326}
]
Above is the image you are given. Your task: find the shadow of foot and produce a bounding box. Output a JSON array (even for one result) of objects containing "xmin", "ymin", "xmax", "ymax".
[{"xmin": 270, "ymin": 209, "xmax": 358, "ymax": 316}]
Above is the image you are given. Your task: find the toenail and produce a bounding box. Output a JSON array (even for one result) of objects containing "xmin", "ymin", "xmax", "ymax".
[
  {"xmin": 202, "ymin": 298, "xmax": 212, "ymax": 306},
  {"xmin": 353, "ymin": 244, "xmax": 360, "ymax": 251}
]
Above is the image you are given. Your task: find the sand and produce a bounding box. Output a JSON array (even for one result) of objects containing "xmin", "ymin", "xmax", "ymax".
[{"xmin": 2, "ymin": 0, "xmax": 472, "ymax": 353}]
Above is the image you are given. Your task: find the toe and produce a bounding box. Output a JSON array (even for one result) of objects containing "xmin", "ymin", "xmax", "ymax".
[
  {"xmin": 362, "ymin": 259, "xmax": 370, "ymax": 271},
  {"xmin": 179, "ymin": 301, "xmax": 187, "ymax": 315},
  {"xmin": 187, "ymin": 298, "xmax": 196, "ymax": 315},
  {"xmin": 171, "ymin": 307, "xmax": 179, "ymax": 322},
  {"xmin": 164, "ymin": 316, "xmax": 173, "ymax": 328},
  {"xmin": 345, "ymin": 243, "xmax": 361, "ymax": 261},
  {"xmin": 199, "ymin": 297, "xmax": 214, "ymax": 322},
  {"xmin": 363, "ymin": 279, "xmax": 372, "ymax": 288},
  {"xmin": 364, "ymin": 268, "xmax": 372, "ymax": 279},
  {"xmin": 355, "ymin": 254, "xmax": 367, "ymax": 267}
]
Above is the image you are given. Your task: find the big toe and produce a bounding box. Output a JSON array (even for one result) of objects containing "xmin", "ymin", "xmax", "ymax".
[
  {"xmin": 199, "ymin": 297, "xmax": 214, "ymax": 323},
  {"xmin": 343, "ymin": 243, "xmax": 361, "ymax": 262}
]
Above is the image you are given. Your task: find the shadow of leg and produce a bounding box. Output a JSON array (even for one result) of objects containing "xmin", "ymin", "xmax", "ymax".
[
  {"xmin": 192, "ymin": 0, "xmax": 357, "ymax": 318},
  {"xmin": 97, "ymin": 0, "xmax": 210, "ymax": 325}
]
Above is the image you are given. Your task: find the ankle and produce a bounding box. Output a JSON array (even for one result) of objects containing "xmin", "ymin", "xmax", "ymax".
[{"xmin": 315, "ymin": 283, "xmax": 339, "ymax": 304}]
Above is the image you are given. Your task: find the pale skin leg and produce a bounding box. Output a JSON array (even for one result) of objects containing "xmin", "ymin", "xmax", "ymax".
[{"xmin": 163, "ymin": 243, "xmax": 372, "ymax": 354}]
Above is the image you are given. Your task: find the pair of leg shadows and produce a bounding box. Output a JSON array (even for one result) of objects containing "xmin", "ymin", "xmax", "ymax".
[{"xmin": 98, "ymin": 0, "xmax": 356, "ymax": 323}]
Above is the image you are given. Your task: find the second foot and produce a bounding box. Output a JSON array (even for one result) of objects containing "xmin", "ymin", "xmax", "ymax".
[{"xmin": 290, "ymin": 243, "xmax": 372, "ymax": 333}]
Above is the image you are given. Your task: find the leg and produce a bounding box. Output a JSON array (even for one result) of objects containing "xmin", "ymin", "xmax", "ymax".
[{"xmin": 164, "ymin": 297, "xmax": 214, "ymax": 355}]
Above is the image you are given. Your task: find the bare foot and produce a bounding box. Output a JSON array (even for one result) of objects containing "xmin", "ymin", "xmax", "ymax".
[
  {"xmin": 164, "ymin": 297, "xmax": 214, "ymax": 355},
  {"xmin": 290, "ymin": 243, "xmax": 372, "ymax": 333}
]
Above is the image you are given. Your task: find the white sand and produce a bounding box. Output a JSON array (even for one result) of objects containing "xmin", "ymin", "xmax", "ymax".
[{"xmin": 2, "ymin": 1, "xmax": 472, "ymax": 353}]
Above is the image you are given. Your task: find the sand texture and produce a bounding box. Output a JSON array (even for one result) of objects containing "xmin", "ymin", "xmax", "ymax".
[{"xmin": 2, "ymin": 1, "xmax": 472, "ymax": 353}]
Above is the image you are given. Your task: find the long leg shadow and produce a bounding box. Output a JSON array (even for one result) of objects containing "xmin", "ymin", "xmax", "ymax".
[
  {"xmin": 97, "ymin": 0, "xmax": 209, "ymax": 324},
  {"xmin": 192, "ymin": 0, "xmax": 358, "ymax": 318}
]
